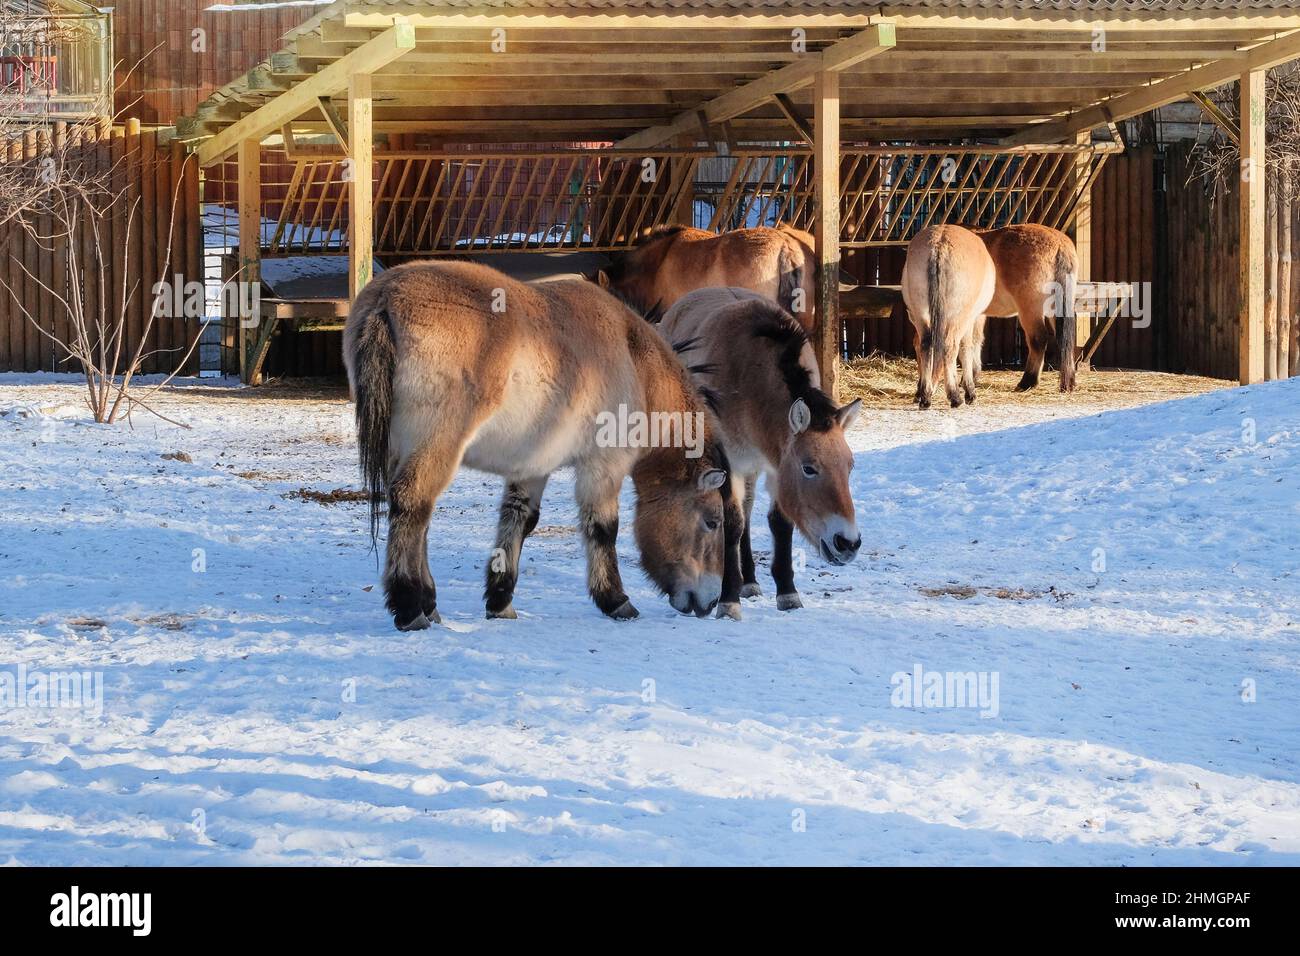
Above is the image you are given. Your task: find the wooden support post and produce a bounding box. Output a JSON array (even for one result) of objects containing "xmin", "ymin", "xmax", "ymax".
[
  {"xmin": 813, "ymin": 69, "xmax": 841, "ymax": 402},
  {"xmin": 1240, "ymin": 69, "xmax": 1266, "ymax": 386},
  {"xmin": 670, "ymin": 134, "xmax": 697, "ymax": 227},
  {"xmin": 349, "ymin": 72, "xmax": 375, "ymax": 300},
  {"xmin": 1280, "ymin": 166, "xmax": 1294, "ymax": 378},
  {"xmin": 1070, "ymin": 131, "xmax": 1093, "ymax": 373},
  {"xmin": 1266, "ymin": 166, "xmax": 1279, "ymax": 380},
  {"xmin": 237, "ymin": 138, "xmax": 262, "ymax": 384}
]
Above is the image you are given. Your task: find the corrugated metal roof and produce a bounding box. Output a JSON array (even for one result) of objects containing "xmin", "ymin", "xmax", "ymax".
[{"xmin": 290, "ymin": 0, "xmax": 1300, "ymax": 11}]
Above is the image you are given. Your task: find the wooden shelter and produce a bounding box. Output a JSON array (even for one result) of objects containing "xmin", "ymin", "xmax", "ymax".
[{"xmin": 177, "ymin": 0, "xmax": 1300, "ymax": 392}]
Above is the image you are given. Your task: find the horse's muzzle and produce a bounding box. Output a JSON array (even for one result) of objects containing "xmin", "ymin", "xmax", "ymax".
[{"xmin": 820, "ymin": 533, "xmax": 862, "ymax": 566}]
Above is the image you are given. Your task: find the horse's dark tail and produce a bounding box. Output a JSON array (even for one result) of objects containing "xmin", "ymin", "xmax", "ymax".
[
  {"xmin": 1054, "ymin": 244, "xmax": 1078, "ymax": 392},
  {"xmin": 926, "ymin": 246, "xmax": 945, "ymax": 385},
  {"xmin": 346, "ymin": 291, "xmax": 396, "ymax": 548}
]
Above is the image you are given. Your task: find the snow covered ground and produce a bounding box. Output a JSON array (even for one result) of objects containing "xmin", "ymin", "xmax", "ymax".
[{"xmin": 0, "ymin": 371, "xmax": 1296, "ymax": 866}]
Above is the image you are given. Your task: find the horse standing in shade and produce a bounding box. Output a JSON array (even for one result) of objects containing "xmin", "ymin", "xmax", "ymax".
[
  {"xmin": 978, "ymin": 223, "xmax": 1080, "ymax": 392},
  {"xmin": 597, "ymin": 224, "xmax": 818, "ymax": 330},
  {"xmin": 902, "ymin": 224, "xmax": 997, "ymax": 410},
  {"xmin": 659, "ymin": 287, "xmax": 862, "ymax": 617},
  {"xmin": 344, "ymin": 260, "xmax": 742, "ymax": 630}
]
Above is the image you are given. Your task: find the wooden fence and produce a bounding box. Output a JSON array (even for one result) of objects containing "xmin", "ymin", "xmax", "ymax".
[
  {"xmin": 1161, "ymin": 140, "xmax": 1300, "ymax": 381},
  {"xmin": 113, "ymin": 0, "xmax": 317, "ymax": 127},
  {"xmin": 0, "ymin": 122, "xmax": 204, "ymax": 375}
]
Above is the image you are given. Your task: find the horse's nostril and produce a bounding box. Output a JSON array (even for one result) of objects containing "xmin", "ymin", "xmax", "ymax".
[{"xmin": 834, "ymin": 533, "xmax": 860, "ymax": 554}]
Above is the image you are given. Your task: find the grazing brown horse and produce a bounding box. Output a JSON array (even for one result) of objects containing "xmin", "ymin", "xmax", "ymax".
[
  {"xmin": 597, "ymin": 224, "xmax": 817, "ymax": 330},
  {"xmin": 978, "ymin": 224, "xmax": 1079, "ymax": 392},
  {"xmin": 902, "ymin": 225, "xmax": 996, "ymax": 409},
  {"xmin": 659, "ymin": 287, "xmax": 862, "ymax": 617},
  {"xmin": 344, "ymin": 260, "xmax": 741, "ymax": 630}
]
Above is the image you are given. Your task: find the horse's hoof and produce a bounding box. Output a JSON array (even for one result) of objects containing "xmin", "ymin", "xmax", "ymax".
[
  {"xmin": 1015, "ymin": 379, "xmax": 1036, "ymax": 392},
  {"xmin": 608, "ymin": 599, "xmax": 639, "ymax": 620},
  {"xmin": 716, "ymin": 602, "xmax": 742, "ymax": 621},
  {"xmin": 486, "ymin": 604, "xmax": 517, "ymax": 620},
  {"xmin": 740, "ymin": 582, "xmax": 762, "ymax": 599},
  {"xmin": 918, "ymin": 398, "xmax": 931, "ymax": 411},
  {"xmin": 776, "ymin": 592, "xmax": 803, "ymax": 611},
  {"xmin": 395, "ymin": 611, "xmax": 434, "ymax": 631}
]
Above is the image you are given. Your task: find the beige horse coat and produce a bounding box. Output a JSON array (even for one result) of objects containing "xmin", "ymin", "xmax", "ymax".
[
  {"xmin": 901, "ymin": 225, "xmax": 997, "ymax": 409},
  {"xmin": 600, "ymin": 224, "xmax": 818, "ymax": 330}
]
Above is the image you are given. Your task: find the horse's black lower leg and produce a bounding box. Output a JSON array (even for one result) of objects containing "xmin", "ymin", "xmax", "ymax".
[
  {"xmin": 917, "ymin": 329, "xmax": 935, "ymax": 410},
  {"xmin": 485, "ymin": 477, "xmax": 546, "ymax": 619},
  {"xmin": 716, "ymin": 479, "xmax": 745, "ymax": 620},
  {"xmin": 418, "ymin": 524, "xmax": 438, "ymax": 616},
  {"xmin": 944, "ymin": 358, "xmax": 965, "ymax": 408},
  {"xmin": 739, "ymin": 477, "xmax": 760, "ymax": 598},
  {"xmin": 768, "ymin": 506, "xmax": 802, "ymax": 610},
  {"xmin": 1017, "ymin": 322, "xmax": 1050, "ymax": 391},
  {"xmin": 384, "ymin": 487, "xmax": 438, "ymax": 631},
  {"xmin": 579, "ymin": 499, "xmax": 637, "ymax": 620}
]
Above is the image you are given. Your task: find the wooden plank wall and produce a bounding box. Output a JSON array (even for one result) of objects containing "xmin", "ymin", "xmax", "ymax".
[
  {"xmin": 0, "ymin": 126, "xmax": 204, "ymax": 375},
  {"xmin": 112, "ymin": 1, "xmax": 317, "ymax": 127},
  {"xmin": 1089, "ymin": 146, "xmax": 1160, "ymax": 371},
  {"xmin": 1163, "ymin": 142, "xmax": 1241, "ymax": 380}
]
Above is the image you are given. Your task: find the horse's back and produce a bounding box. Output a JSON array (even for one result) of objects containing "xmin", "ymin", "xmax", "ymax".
[
  {"xmin": 981, "ymin": 224, "xmax": 1077, "ymax": 315},
  {"xmin": 346, "ymin": 259, "xmax": 648, "ymax": 477}
]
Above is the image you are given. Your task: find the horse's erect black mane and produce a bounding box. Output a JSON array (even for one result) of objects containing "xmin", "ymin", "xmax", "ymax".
[
  {"xmin": 636, "ymin": 223, "xmax": 690, "ymax": 246},
  {"xmin": 747, "ymin": 307, "xmax": 839, "ymax": 431}
]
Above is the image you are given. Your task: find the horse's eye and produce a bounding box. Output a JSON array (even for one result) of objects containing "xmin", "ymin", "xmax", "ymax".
[
  {"xmin": 802, "ymin": 463, "xmax": 819, "ymax": 478},
  {"xmin": 704, "ymin": 517, "xmax": 720, "ymax": 532}
]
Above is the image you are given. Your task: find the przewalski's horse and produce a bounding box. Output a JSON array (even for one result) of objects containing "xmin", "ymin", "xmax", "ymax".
[
  {"xmin": 977, "ymin": 223, "xmax": 1079, "ymax": 392},
  {"xmin": 597, "ymin": 224, "xmax": 817, "ymax": 331},
  {"xmin": 659, "ymin": 287, "xmax": 862, "ymax": 617},
  {"xmin": 343, "ymin": 260, "xmax": 742, "ymax": 630},
  {"xmin": 902, "ymin": 225, "xmax": 996, "ymax": 410}
]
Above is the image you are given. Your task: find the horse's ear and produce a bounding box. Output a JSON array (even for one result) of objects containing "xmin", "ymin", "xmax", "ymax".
[
  {"xmin": 788, "ymin": 398, "xmax": 811, "ymax": 435},
  {"xmin": 698, "ymin": 468, "xmax": 727, "ymax": 491},
  {"xmin": 595, "ymin": 269, "xmax": 612, "ymax": 290},
  {"xmin": 836, "ymin": 398, "xmax": 862, "ymax": 431}
]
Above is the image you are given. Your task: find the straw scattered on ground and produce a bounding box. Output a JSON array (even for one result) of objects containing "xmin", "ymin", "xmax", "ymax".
[{"xmin": 839, "ymin": 353, "xmax": 1231, "ymax": 411}]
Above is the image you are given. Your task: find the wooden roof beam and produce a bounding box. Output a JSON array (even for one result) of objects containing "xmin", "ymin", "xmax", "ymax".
[
  {"xmin": 772, "ymin": 93, "xmax": 813, "ymax": 143},
  {"xmin": 1002, "ymin": 28, "xmax": 1300, "ymax": 145},
  {"xmin": 196, "ymin": 20, "xmax": 416, "ymax": 166},
  {"xmin": 617, "ymin": 22, "xmax": 896, "ymax": 149},
  {"xmin": 1188, "ymin": 90, "xmax": 1240, "ymax": 145}
]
